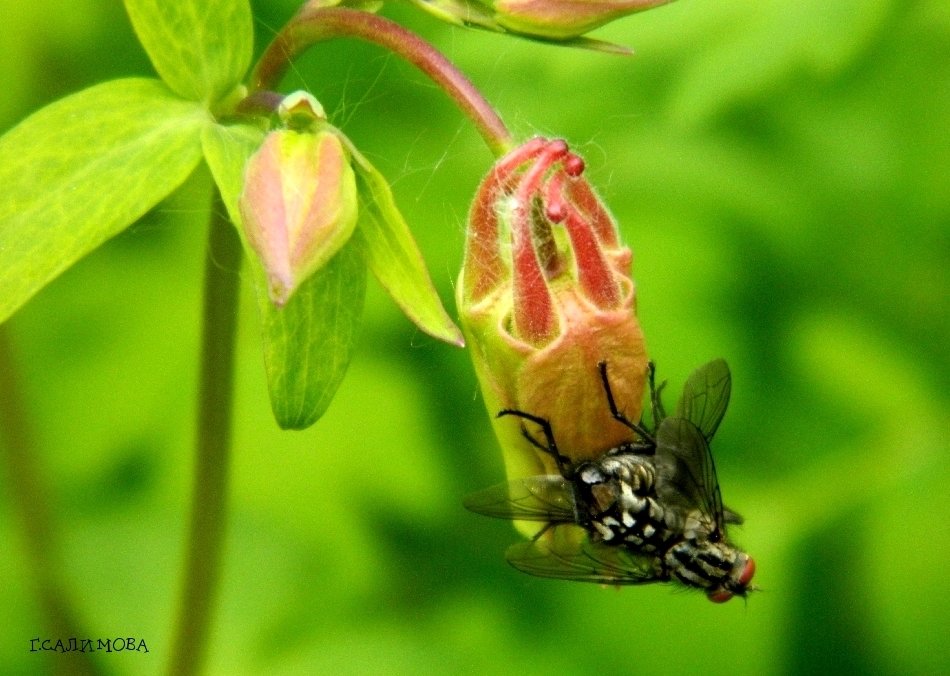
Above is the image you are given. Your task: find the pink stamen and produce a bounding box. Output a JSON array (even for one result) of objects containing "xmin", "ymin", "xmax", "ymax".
[
  {"xmin": 543, "ymin": 171, "xmax": 567, "ymax": 223},
  {"xmin": 509, "ymin": 144, "xmax": 568, "ymax": 344},
  {"xmin": 563, "ymin": 152, "xmax": 585, "ymax": 177},
  {"xmin": 463, "ymin": 138, "xmax": 550, "ymax": 302},
  {"xmin": 567, "ymin": 178, "xmax": 618, "ymax": 249},
  {"xmin": 511, "ymin": 200, "xmax": 557, "ymax": 344},
  {"xmin": 561, "ymin": 199, "xmax": 619, "ymax": 309}
]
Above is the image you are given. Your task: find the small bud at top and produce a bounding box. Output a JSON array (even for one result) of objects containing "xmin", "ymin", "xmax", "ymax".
[
  {"xmin": 409, "ymin": 0, "xmax": 672, "ymax": 44},
  {"xmin": 278, "ymin": 91, "xmax": 327, "ymax": 130},
  {"xmin": 493, "ymin": 0, "xmax": 672, "ymax": 40}
]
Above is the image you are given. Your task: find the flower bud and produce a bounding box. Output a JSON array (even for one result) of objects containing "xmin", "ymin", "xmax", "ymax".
[
  {"xmin": 459, "ymin": 138, "xmax": 649, "ymax": 483},
  {"xmin": 494, "ymin": 0, "xmax": 672, "ymax": 40},
  {"xmin": 411, "ymin": 0, "xmax": 671, "ymax": 43},
  {"xmin": 239, "ymin": 92, "xmax": 358, "ymax": 306}
]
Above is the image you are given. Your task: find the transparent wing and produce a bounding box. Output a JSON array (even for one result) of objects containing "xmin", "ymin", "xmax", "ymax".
[
  {"xmin": 722, "ymin": 506, "xmax": 744, "ymax": 525},
  {"xmin": 654, "ymin": 417, "xmax": 725, "ymax": 530},
  {"xmin": 675, "ymin": 359, "xmax": 731, "ymax": 442},
  {"xmin": 463, "ymin": 475, "xmax": 577, "ymax": 523},
  {"xmin": 506, "ymin": 526, "xmax": 662, "ymax": 585}
]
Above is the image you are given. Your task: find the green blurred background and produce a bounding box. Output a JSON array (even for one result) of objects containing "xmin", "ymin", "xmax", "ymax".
[{"xmin": 1, "ymin": 1, "xmax": 947, "ymax": 674}]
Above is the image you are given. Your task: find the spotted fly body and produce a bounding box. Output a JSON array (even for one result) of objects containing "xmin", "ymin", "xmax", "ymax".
[{"xmin": 465, "ymin": 359, "xmax": 756, "ymax": 602}]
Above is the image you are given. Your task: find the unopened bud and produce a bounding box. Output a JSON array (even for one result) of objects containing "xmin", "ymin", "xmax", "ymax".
[
  {"xmin": 239, "ymin": 97, "xmax": 357, "ymax": 306},
  {"xmin": 494, "ymin": 0, "xmax": 671, "ymax": 40},
  {"xmin": 411, "ymin": 0, "xmax": 671, "ymax": 43}
]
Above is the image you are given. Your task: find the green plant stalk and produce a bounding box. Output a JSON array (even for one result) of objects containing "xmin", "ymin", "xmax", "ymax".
[
  {"xmin": 250, "ymin": 6, "xmax": 514, "ymax": 157},
  {"xmin": 166, "ymin": 190, "xmax": 242, "ymax": 676},
  {"xmin": 0, "ymin": 327, "xmax": 104, "ymax": 675}
]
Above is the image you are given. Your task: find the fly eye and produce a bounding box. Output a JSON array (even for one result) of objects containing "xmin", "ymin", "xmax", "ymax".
[{"xmin": 738, "ymin": 557, "xmax": 756, "ymax": 587}]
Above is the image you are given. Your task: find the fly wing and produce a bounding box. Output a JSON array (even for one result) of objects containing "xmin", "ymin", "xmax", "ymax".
[
  {"xmin": 675, "ymin": 359, "xmax": 731, "ymax": 442},
  {"xmin": 654, "ymin": 417, "xmax": 726, "ymax": 530},
  {"xmin": 463, "ymin": 475, "xmax": 577, "ymax": 523},
  {"xmin": 505, "ymin": 526, "xmax": 662, "ymax": 585}
]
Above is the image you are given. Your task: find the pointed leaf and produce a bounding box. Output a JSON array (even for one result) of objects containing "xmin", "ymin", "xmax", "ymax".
[
  {"xmin": 201, "ymin": 121, "xmax": 266, "ymax": 230},
  {"xmin": 261, "ymin": 240, "xmax": 366, "ymax": 429},
  {"xmin": 0, "ymin": 78, "xmax": 208, "ymax": 324},
  {"xmin": 343, "ymin": 141, "xmax": 464, "ymax": 346},
  {"xmin": 124, "ymin": 0, "xmax": 253, "ymax": 103}
]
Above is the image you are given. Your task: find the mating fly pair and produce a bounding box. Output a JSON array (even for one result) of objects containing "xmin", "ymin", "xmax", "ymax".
[{"xmin": 465, "ymin": 360, "xmax": 756, "ymax": 603}]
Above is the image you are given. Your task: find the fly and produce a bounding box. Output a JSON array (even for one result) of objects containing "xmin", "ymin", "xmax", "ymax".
[{"xmin": 465, "ymin": 359, "xmax": 756, "ymax": 602}]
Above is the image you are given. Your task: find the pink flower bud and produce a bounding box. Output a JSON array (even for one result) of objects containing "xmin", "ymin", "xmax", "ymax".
[
  {"xmin": 493, "ymin": 0, "xmax": 672, "ymax": 40},
  {"xmin": 459, "ymin": 138, "xmax": 649, "ymax": 481},
  {"xmin": 409, "ymin": 0, "xmax": 671, "ymax": 43},
  {"xmin": 239, "ymin": 113, "xmax": 357, "ymax": 306}
]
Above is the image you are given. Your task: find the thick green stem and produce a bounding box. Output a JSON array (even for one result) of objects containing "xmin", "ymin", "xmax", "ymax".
[
  {"xmin": 251, "ymin": 6, "xmax": 514, "ymax": 157},
  {"xmin": 166, "ymin": 191, "xmax": 242, "ymax": 676},
  {"xmin": 0, "ymin": 327, "xmax": 104, "ymax": 675}
]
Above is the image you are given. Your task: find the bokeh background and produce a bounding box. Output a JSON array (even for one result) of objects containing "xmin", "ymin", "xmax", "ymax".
[{"xmin": 1, "ymin": 1, "xmax": 947, "ymax": 674}]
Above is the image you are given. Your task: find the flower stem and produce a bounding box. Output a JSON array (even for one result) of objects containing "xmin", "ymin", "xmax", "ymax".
[
  {"xmin": 251, "ymin": 6, "xmax": 514, "ymax": 157},
  {"xmin": 0, "ymin": 326, "xmax": 104, "ymax": 675},
  {"xmin": 166, "ymin": 190, "xmax": 242, "ymax": 676}
]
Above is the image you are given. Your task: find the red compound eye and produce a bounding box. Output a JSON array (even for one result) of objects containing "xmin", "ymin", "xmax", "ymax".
[
  {"xmin": 738, "ymin": 556, "xmax": 756, "ymax": 588},
  {"xmin": 707, "ymin": 589, "xmax": 734, "ymax": 603},
  {"xmin": 707, "ymin": 556, "xmax": 756, "ymax": 603}
]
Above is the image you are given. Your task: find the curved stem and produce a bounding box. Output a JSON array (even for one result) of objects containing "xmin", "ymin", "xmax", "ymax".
[
  {"xmin": 166, "ymin": 190, "xmax": 242, "ymax": 676},
  {"xmin": 234, "ymin": 89, "xmax": 285, "ymax": 118},
  {"xmin": 251, "ymin": 7, "xmax": 514, "ymax": 157},
  {"xmin": 0, "ymin": 327, "xmax": 104, "ymax": 675}
]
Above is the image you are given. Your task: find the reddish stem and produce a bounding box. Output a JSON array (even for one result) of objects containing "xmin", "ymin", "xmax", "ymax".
[
  {"xmin": 234, "ymin": 90, "xmax": 285, "ymax": 117},
  {"xmin": 251, "ymin": 7, "xmax": 513, "ymax": 157}
]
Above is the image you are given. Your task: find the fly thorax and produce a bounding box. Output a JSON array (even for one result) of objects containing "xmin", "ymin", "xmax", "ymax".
[{"xmin": 682, "ymin": 511, "xmax": 717, "ymax": 541}]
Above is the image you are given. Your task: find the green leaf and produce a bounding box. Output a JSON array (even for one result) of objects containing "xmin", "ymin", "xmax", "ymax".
[
  {"xmin": 344, "ymin": 141, "xmax": 465, "ymax": 347},
  {"xmin": 201, "ymin": 121, "xmax": 266, "ymax": 231},
  {"xmin": 0, "ymin": 78, "xmax": 208, "ymax": 325},
  {"xmin": 261, "ymin": 240, "xmax": 366, "ymax": 430},
  {"xmin": 124, "ymin": 0, "xmax": 253, "ymax": 104}
]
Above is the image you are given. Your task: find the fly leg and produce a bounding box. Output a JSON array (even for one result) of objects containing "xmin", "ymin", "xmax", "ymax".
[
  {"xmin": 529, "ymin": 520, "xmax": 558, "ymax": 542},
  {"xmin": 497, "ymin": 408, "xmax": 574, "ymax": 477},
  {"xmin": 598, "ymin": 361, "xmax": 655, "ymax": 448},
  {"xmin": 647, "ymin": 360, "xmax": 667, "ymax": 429}
]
